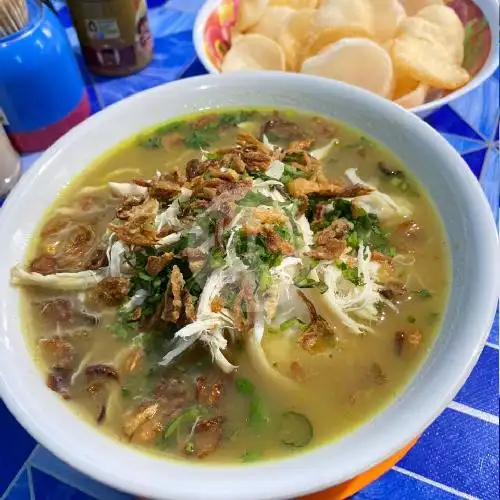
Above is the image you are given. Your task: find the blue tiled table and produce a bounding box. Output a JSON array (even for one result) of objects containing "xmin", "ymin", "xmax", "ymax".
[{"xmin": 1, "ymin": 1, "xmax": 499, "ymax": 499}]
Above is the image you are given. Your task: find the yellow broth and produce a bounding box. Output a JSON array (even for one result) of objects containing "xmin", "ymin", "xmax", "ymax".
[{"xmin": 20, "ymin": 108, "xmax": 450, "ymax": 463}]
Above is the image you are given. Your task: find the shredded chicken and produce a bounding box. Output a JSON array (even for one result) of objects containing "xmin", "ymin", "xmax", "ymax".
[
  {"xmin": 11, "ymin": 265, "xmax": 107, "ymax": 291},
  {"xmin": 109, "ymin": 182, "xmax": 148, "ymax": 198},
  {"xmin": 14, "ymin": 120, "xmax": 428, "ymax": 456},
  {"xmin": 159, "ymin": 266, "xmax": 242, "ymax": 373},
  {"xmin": 344, "ymin": 169, "xmax": 412, "ymax": 223}
]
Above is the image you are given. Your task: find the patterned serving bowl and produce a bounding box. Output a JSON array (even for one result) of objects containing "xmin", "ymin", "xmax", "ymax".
[{"xmin": 193, "ymin": 0, "xmax": 499, "ymax": 117}]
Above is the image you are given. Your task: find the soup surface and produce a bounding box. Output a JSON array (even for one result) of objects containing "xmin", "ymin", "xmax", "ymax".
[{"xmin": 13, "ymin": 108, "xmax": 450, "ymax": 463}]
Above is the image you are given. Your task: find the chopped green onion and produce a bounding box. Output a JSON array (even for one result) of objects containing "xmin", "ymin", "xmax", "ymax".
[
  {"xmin": 162, "ymin": 406, "xmax": 206, "ymax": 441},
  {"xmin": 343, "ymin": 136, "xmax": 375, "ymax": 150},
  {"xmin": 279, "ymin": 411, "xmax": 313, "ymax": 448},
  {"xmin": 109, "ymin": 310, "xmax": 139, "ymax": 340},
  {"xmin": 137, "ymin": 271, "xmax": 154, "ymax": 282},
  {"xmin": 279, "ymin": 318, "xmax": 307, "ymax": 331},
  {"xmin": 208, "ymin": 247, "xmax": 225, "ymax": 269},
  {"xmin": 184, "ymin": 129, "xmax": 220, "ymax": 149},
  {"xmin": 241, "ymin": 450, "xmax": 261, "ymax": 463},
  {"xmin": 237, "ymin": 191, "xmax": 274, "ymax": 207},
  {"xmin": 346, "ymin": 231, "xmax": 359, "ymax": 248},
  {"xmin": 387, "ymin": 246, "xmax": 397, "ymax": 258},
  {"xmin": 283, "ymin": 207, "xmax": 304, "ymax": 248},
  {"xmin": 335, "ymin": 260, "xmax": 364, "ymax": 286},
  {"xmin": 275, "ymin": 223, "xmax": 292, "ymax": 242},
  {"xmin": 184, "ymin": 441, "xmax": 195, "ymax": 455},
  {"xmin": 235, "ymin": 378, "xmax": 269, "ymax": 428},
  {"xmin": 249, "ymin": 397, "xmax": 270, "ymax": 428},
  {"xmin": 293, "ymin": 262, "xmax": 328, "ymax": 293},
  {"xmin": 137, "ymin": 136, "xmax": 162, "ymax": 150},
  {"xmin": 218, "ymin": 111, "xmax": 254, "ymax": 127},
  {"xmin": 235, "ymin": 377, "xmax": 255, "ymax": 396},
  {"xmin": 266, "ymin": 326, "xmax": 281, "ymax": 335},
  {"xmin": 204, "ymin": 152, "xmax": 221, "ymax": 160},
  {"xmin": 428, "ymin": 312, "xmax": 440, "ymax": 325},
  {"xmin": 259, "ymin": 266, "xmax": 273, "ymax": 291},
  {"xmin": 294, "ymin": 276, "xmax": 328, "ymax": 294},
  {"xmin": 154, "ymin": 121, "xmax": 183, "ymax": 136}
]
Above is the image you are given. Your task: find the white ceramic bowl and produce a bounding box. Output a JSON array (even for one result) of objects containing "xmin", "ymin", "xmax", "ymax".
[
  {"xmin": 0, "ymin": 73, "xmax": 498, "ymax": 500},
  {"xmin": 193, "ymin": 0, "xmax": 500, "ymax": 117}
]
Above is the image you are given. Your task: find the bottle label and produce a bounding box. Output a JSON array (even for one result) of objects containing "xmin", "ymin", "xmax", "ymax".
[{"xmin": 84, "ymin": 18, "xmax": 120, "ymax": 40}]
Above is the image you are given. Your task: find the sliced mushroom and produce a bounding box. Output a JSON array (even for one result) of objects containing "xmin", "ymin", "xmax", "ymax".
[
  {"xmin": 196, "ymin": 372, "xmax": 224, "ymax": 407},
  {"xmin": 85, "ymin": 364, "xmax": 120, "ymax": 382},
  {"xmin": 47, "ymin": 367, "xmax": 73, "ymax": 399},
  {"xmin": 188, "ymin": 416, "xmax": 225, "ymax": 458},
  {"xmin": 122, "ymin": 402, "xmax": 160, "ymax": 439}
]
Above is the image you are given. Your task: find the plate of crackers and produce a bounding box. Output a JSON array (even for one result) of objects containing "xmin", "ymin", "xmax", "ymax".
[{"xmin": 193, "ymin": 0, "xmax": 499, "ymax": 115}]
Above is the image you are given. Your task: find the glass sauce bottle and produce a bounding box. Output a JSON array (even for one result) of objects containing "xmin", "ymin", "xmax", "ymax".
[{"xmin": 67, "ymin": 0, "xmax": 153, "ymax": 76}]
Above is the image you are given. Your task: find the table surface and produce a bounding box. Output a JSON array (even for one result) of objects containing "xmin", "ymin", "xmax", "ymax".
[{"xmin": 0, "ymin": 1, "xmax": 498, "ymax": 499}]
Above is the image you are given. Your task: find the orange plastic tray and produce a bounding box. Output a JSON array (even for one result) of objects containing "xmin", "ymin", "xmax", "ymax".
[{"xmin": 299, "ymin": 438, "xmax": 418, "ymax": 500}]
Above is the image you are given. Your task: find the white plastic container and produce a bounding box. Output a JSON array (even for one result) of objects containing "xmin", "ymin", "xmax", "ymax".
[{"xmin": 0, "ymin": 125, "xmax": 20, "ymax": 198}]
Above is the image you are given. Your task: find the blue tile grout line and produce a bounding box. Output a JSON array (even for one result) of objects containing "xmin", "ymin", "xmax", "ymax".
[
  {"xmin": 0, "ymin": 2, "xmax": 498, "ymax": 500},
  {"xmin": 447, "ymin": 401, "xmax": 499, "ymax": 426},
  {"xmin": 391, "ymin": 466, "xmax": 479, "ymax": 500},
  {"xmin": 0, "ymin": 446, "xmax": 39, "ymax": 500},
  {"xmin": 29, "ymin": 464, "xmax": 99, "ymax": 500},
  {"xmin": 490, "ymin": 108, "xmax": 500, "ymax": 143},
  {"xmin": 26, "ymin": 467, "xmax": 35, "ymax": 500}
]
